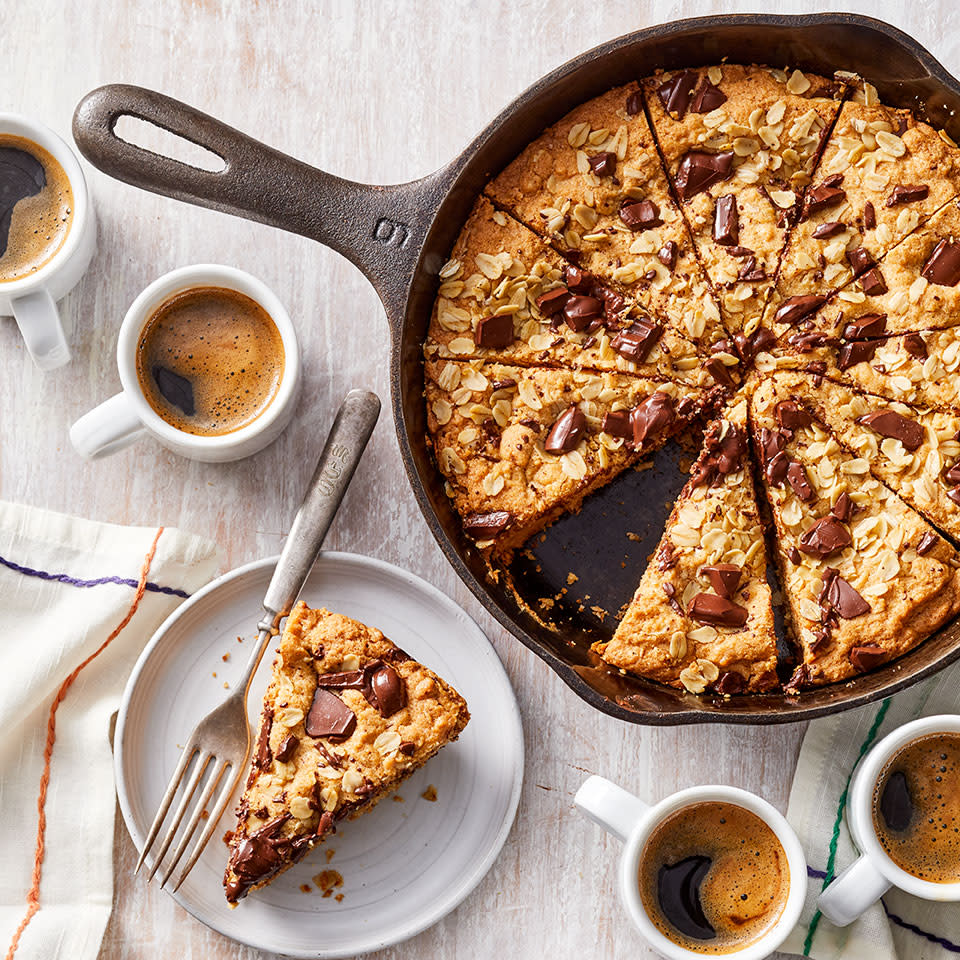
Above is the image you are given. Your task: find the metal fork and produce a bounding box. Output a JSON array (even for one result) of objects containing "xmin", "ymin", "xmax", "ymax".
[{"xmin": 136, "ymin": 388, "xmax": 381, "ymax": 891}]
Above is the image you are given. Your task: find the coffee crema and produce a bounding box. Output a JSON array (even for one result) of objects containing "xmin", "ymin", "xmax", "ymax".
[
  {"xmin": 0, "ymin": 134, "xmax": 73, "ymax": 283},
  {"xmin": 873, "ymin": 731, "xmax": 960, "ymax": 883},
  {"xmin": 135, "ymin": 286, "xmax": 285, "ymax": 437},
  {"xmin": 639, "ymin": 801, "xmax": 789, "ymax": 954}
]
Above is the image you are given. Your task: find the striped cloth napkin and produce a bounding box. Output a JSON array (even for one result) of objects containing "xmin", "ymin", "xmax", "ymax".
[
  {"xmin": 0, "ymin": 501, "xmax": 219, "ymax": 960},
  {"xmin": 784, "ymin": 667, "xmax": 960, "ymax": 960}
]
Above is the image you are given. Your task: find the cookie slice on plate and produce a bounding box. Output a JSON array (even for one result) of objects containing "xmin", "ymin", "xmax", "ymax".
[
  {"xmin": 484, "ymin": 84, "xmax": 726, "ymax": 348},
  {"xmin": 424, "ymin": 197, "xmax": 732, "ymax": 389},
  {"xmin": 223, "ymin": 604, "xmax": 469, "ymax": 903},
  {"xmin": 750, "ymin": 373, "xmax": 960, "ymax": 688},
  {"xmin": 765, "ymin": 369, "xmax": 960, "ymax": 541},
  {"xmin": 643, "ymin": 64, "xmax": 846, "ymax": 336},
  {"xmin": 592, "ymin": 397, "xmax": 779, "ymax": 694},
  {"xmin": 425, "ymin": 358, "xmax": 714, "ymax": 557},
  {"xmin": 769, "ymin": 93, "xmax": 960, "ymax": 335}
]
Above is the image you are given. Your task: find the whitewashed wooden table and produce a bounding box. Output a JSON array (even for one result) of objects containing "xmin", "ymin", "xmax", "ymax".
[{"xmin": 7, "ymin": 0, "xmax": 960, "ymax": 957}]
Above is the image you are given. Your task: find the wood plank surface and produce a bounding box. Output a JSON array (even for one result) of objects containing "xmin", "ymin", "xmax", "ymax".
[{"xmin": 6, "ymin": 0, "xmax": 958, "ymax": 956}]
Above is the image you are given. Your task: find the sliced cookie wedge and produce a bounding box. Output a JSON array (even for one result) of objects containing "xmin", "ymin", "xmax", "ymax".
[
  {"xmin": 765, "ymin": 369, "xmax": 960, "ymax": 541},
  {"xmin": 424, "ymin": 197, "xmax": 731, "ymax": 388},
  {"xmin": 425, "ymin": 358, "xmax": 713, "ymax": 557},
  {"xmin": 769, "ymin": 94, "xmax": 960, "ymax": 335},
  {"xmin": 484, "ymin": 83, "xmax": 726, "ymax": 347},
  {"xmin": 750, "ymin": 373, "xmax": 960, "ymax": 687},
  {"xmin": 644, "ymin": 64, "xmax": 846, "ymax": 335},
  {"xmin": 224, "ymin": 604, "xmax": 469, "ymax": 903},
  {"xmin": 593, "ymin": 397, "xmax": 779, "ymax": 694}
]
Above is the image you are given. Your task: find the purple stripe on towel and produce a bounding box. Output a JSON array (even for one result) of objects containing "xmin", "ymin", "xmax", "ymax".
[{"xmin": 0, "ymin": 553, "xmax": 190, "ymax": 598}]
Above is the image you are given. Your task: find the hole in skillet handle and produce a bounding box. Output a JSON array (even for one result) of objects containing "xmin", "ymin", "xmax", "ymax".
[{"xmin": 113, "ymin": 114, "xmax": 226, "ymax": 173}]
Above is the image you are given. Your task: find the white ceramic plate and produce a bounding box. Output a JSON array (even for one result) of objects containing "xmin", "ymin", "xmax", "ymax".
[{"xmin": 115, "ymin": 551, "xmax": 524, "ymax": 957}]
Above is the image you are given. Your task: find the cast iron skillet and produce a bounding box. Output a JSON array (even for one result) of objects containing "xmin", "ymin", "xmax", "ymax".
[{"xmin": 72, "ymin": 13, "xmax": 960, "ymax": 724}]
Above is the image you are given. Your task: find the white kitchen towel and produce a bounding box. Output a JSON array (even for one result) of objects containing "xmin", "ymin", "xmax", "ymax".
[
  {"xmin": 784, "ymin": 667, "xmax": 960, "ymax": 960},
  {"xmin": 0, "ymin": 501, "xmax": 219, "ymax": 960}
]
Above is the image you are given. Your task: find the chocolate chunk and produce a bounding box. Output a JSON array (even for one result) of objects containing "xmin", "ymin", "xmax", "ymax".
[
  {"xmin": 802, "ymin": 183, "xmax": 846, "ymax": 220},
  {"xmin": 846, "ymin": 246, "xmax": 876, "ymax": 274},
  {"xmin": 857, "ymin": 410, "xmax": 924, "ymax": 451},
  {"xmin": 903, "ymin": 333, "xmax": 928, "ymax": 359},
  {"xmin": 588, "ymin": 151, "xmax": 617, "ymax": 177},
  {"xmin": 821, "ymin": 569, "xmax": 871, "ymax": 620},
  {"xmin": 305, "ymin": 688, "xmax": 356, "ymax": 742},
  {"xmin": 620, "ymin": 199, "xmax": 662, "ymax": 231},
  {"xmin": 775, "ymin": 401, "xmax": 813, "ymax": 431},
  {"xmin": 364, "ymin": 662, "xmax": 406, "ymax": 717},
  {"xmin": 843, "ymin": 313, "xmax": 887, "ymax": 340},
  {"xmin": 798, "ymin": 516, "xmax": 852, "ymax": 558},
  {"xmin": 398, "ymin": 740, "xmax": 416, "ymax": 756},
  {"xmin": 946, "ymin": 463, "xmax": 960, "ymax": 485},
  {"xmin": 631, "ymin": 392, "xmax": 675, "ymax": 446},
  {"xmin": 491, "ymin": 378, "xmax": 517, "ymax": 391},
  {"xmin": 775, "ymin": 295, "xmax": 825, "ymax": 327},
  {"xmin": 949, "ymin": 486, "xmax": 960, "ymax": 506},
  {"xmin": 703, "ymin": 356, "xmax": 736, "ymax": 388},
  {"xmin": 917, "ymin": 531, "xmax": 940, "ymax": 555},
  {"xmin": 787, "ymin": 546, "xmax": 802, "ymax": 565},
  {"xmin": 675, "ymin": 151, "xmax": 734, "ymax": 201},
  {"xmin": 921, "ymin": 239, "xmax": 960, "ymax": 287},
  {"xmin": 859, "ymin": 268, "xmax": 887, "ymax": 296},
  {"xmin": 625, "ymin": 90, "xmax": 643, "ymax": 115},
  {"xmin": 783, "ymin": 664, "xmax": 809, "ymax": 693},
  {"xmin": 657, "ymin": 70, "xmax": 699, "ymax": 118},
  {"xmin": 789, "ymin": 330, "xmax": 834, "ymax": 352},
  {"xmin": 563, "ymin": 264, "xmax": 591, "ymax": 293},
  {"xmin": 562, "ymin": 295, "xmax": 603, "ymax": 331},
  {"xmin": 535, "ymin": 287, "xmax": 570, "ymax": 316},
  {"xmin": 886, "ymin": 184, "xmax": 929, "ymax": 207},
  {"xmin": 687, "ymin": 593, "xmax": 749, "ymax": 628},
  {"xmin": 690, "ymin": 421, "xmax": 746, "ymax": 486},
  {"xmin": 611, "ymin": 320, "xmax": 662, "ymax": 363},
  {"xmin": 657, "ymin": 541, "xmax": 679, "ymax": 572},
  {"xmin": 545, "ymin": 404, "xmax": 587, "ymax": 454},
  {"xmin": 734, "ymin": 327, "xmax": 776, "ymax": 364},
  {"xmin": 601, "ymin": 410, "xmax": 632, "ymax": 439},
  {"xmin": 864, "ymin": 201, "xmax": 876, "ymax": 229},
  {"xmin": 831, "ymin": 492, "xmax": 854, "ymax": 522},
  {"xmin": 474, "ymin": 314, "xmax": 514, "ymax": 349},
  {"xmin": 253, "ymin": 707, "xmax": 274, "ymax": 771},
  {"xmin": 690, "ymin": 80, "xmax": 727, "ymax": 114},
  {"xmin": 849, "ymin": 644, "xmax": 886, "ymax": 671},
  {"xmin": 838, "ymin": 340, "xmax": 878, "ymax": 369},
  {"xmin": 463, "ymin": 511, "xmax": 511, "ymax": 539},
  {"xmin": 663, "ymin": 581, "xmax": 684, "ymax": 616},
  {"xmin": 714, "ymin": 670, "xmax": 745, "ymax": 695},
  {"xmin": 597, "ymin": 285, "xmax": 625, "ymax": 322},
  {"xmin": 757, "ymin": 426, "xmax": 787, "ymax": 467},
  {"xmin": 737, "ymin": 256, "xmax": 765, "ymax": 282},
  {"xmin": 153, "ymin": 366, "xmax": 195, "ymax": 417},
  {"xmin": 812, "ymin": 221, "xmax": 845, "ymax": 239},
  {"xmin": 786, "ymin": 461, "xmax": 815, "ymax": 502},
  {"xmin": 727, "ymin": 245, "xmax": 754, "ymax": 258},
  {"xmin": 702, "ymin": 563, "xmax": 742, "ymax": 599},
  {"xmin": 657, "ymin": 240, "xmax": 678, "ymax": 269},
  {"xmin": 275, "ymin": 734, "xmax": 299, "ymax": 763},
  {"xmin": 712, "ymin": 194, "xmax": 739, "ymax": 246},
  {"xmin": 225, "ymin": 813, "xmax": 293, "ymax": 901}
]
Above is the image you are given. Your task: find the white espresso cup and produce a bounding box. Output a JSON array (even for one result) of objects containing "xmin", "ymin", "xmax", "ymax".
[
  {"xmin": 0, "ymin": 113, "xmax": 96, "ymax": 370},
  {"xmin": 816, "ymin": 714, "xmax": 960, "ymax": 926},
  {"xmin": 70, "ymin": 263, "xmax": 301, "ymax": 462},
  {"xmin": 576, "ymin": 776, "xmax": 807, "ymax": 960}
]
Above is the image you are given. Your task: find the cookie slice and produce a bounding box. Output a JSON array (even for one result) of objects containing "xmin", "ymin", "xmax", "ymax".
[
  {"xmin": 424, "ymin": 197, "xmax": 733, "ymax": 389},
  {"xmin": 223, "ymin": 605, "xmax": 469, "ymax": 903},
  {"xmin": 592, "ymin": 397, "xmax": 779, "ymax": 694},
  {"xmin": 772, "ymin": 323, "xmax": 960, "ymax": 410},
  {"xmin": 425, "ymin": 358, "xmax": 713, "ymax": 557},
  {"xmin": 484, "ymin": 84, "xmax": 726, "ymax": 347},
  {"xmin": 644, "ymin": 64, "xmax": 846, "ymax": 335},
  {"xmin": 768, "ymin": 369, "xmax": 960, "ymax": 541},
  {"xmin": 750, "ymin": 373, "xmax": 960, "ymax": 688},
  {"xmin": 769, "ymin": 93, "xmax": 960, "ymax": 335}
]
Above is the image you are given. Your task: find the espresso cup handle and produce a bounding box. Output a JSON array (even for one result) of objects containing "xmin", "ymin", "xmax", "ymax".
[
  {"xmin": 12, "ymin": 289, "xmax": 70, "ymax": 370},
  {"xmin": 575, "ymin": 775, "xmax": 650, "ymax": 843},
  {"xmin": 816, "ymin": 854, "xmax": 892, "ymax": 927},
  {"xmin": 70, "ymin": 392, "xmax": 145, "ymax": 459}
]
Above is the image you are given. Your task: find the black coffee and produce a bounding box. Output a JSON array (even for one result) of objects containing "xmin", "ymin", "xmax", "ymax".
[
  {"xmin": 135, "ymin": 286, "xmax": 285, "ymax": 436},
  {"xmin": 0, "ymin": 134, "xmax": 73, "ymax": 283},
  {"xmin": 639, "ymin": 802, "xmax": 789, "ymax": 954},
  {"xmin": 873, "ymin": 731, "xmax": 960, "ymax": 883}
]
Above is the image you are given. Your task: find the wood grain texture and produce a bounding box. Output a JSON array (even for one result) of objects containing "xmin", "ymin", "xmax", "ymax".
[{"xmin": 6, "ymin": 0, "xmax": 959, "ymax": 957}]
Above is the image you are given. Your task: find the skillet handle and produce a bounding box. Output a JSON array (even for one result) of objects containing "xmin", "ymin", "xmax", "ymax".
[{"xmin": 72, "ymin": 83, "xmax": 450, "ymax": 319}]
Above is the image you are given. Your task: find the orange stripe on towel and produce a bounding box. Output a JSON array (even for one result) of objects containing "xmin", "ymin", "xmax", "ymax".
[{"xmin": 4, "ymin": 527, "xmax": 164, "ymax": 960}]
